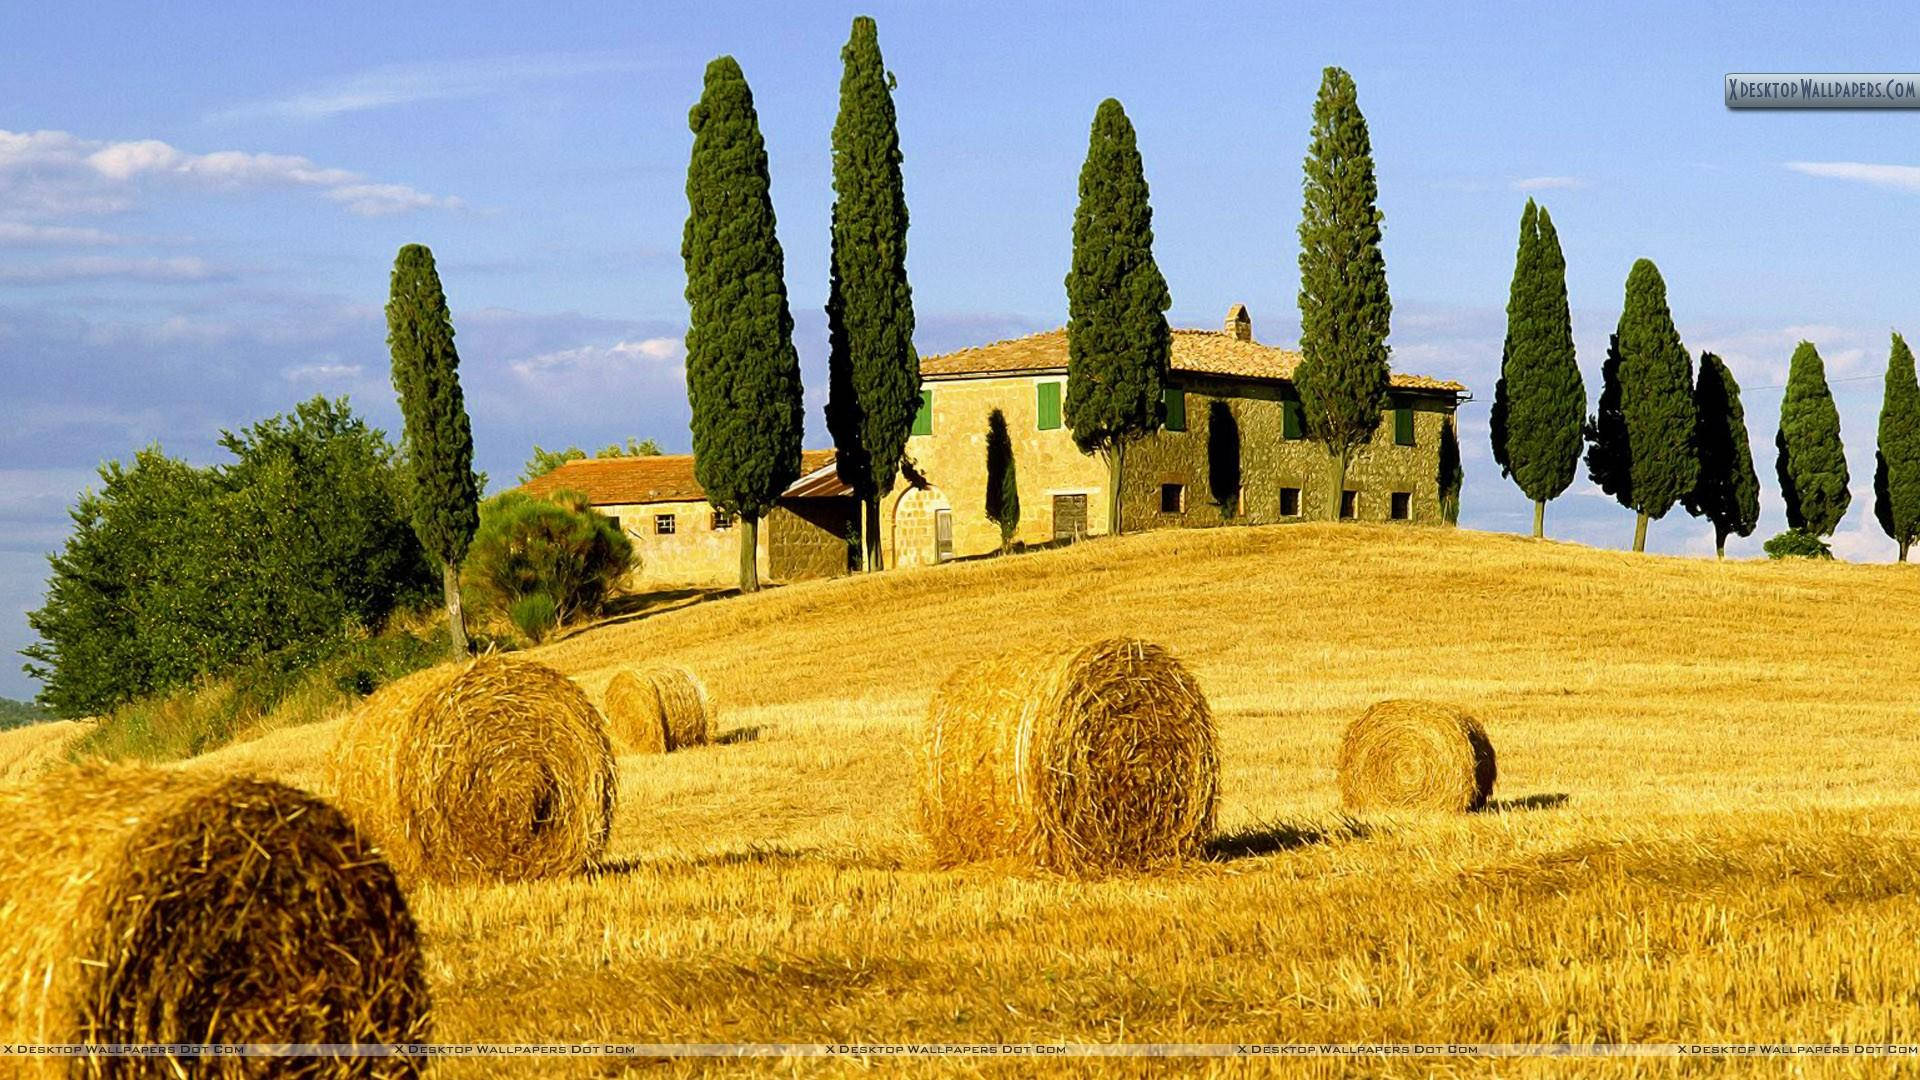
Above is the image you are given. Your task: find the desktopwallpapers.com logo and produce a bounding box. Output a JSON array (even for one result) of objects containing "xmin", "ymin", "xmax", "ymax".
[{"xmin": 1725, "ymin": 73, "xmax": 1920, "ymax": 108}]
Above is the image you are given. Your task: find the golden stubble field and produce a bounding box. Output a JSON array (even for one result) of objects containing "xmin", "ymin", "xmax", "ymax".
[{"xmin": 16, "ymin": 521, "xmax": 1920, "ymax": 1078}]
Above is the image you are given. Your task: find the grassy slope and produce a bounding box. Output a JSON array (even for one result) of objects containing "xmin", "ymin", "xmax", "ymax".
[{"xmin": 177, "ymin": 524, "xmax": 1920, "ymax": 1075}]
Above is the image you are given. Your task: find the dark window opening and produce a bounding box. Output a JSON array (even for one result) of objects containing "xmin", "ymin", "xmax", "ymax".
[
  {"xmin": 1390, "ymin": 491, "xmax": 1412, "ymax": 521},
  {"xmin": 1340, "ymin": 490, "xmax": 1358, "ymax": 520},
  {"xmin": 654, "ymin": 514, "xmax": 676, "ymax": 535},
  {"xmin": 1279, "ymin": 487, "xmax": 1301, "ymax": 517},
  {"xmin": 711, "ymin": 510, "xmax": 734, "ymax": 530},
  {"xmin": 1160, "ymin": 483, "xmax": 1186, "ymax": 514}
]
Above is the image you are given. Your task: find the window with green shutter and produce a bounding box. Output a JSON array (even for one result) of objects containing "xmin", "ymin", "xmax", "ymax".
[
  {"xmin": 1036, "ymin": 381, "xmax": 1062, "ymax": 430},
  {"xmin": 912, "ymin": 389, "xmax": 933, "ymax": 436},
  {"xmin": 1282, "ymin": 399, "xmax": 1303, "ymax": 440},
  {"xmin": 1163, "ymin": 387, "xmax": 1186, "ymax": 431},
  {"xmin": 1393, "ymin": 405, "xmax": 1415, "ymax": 446}
]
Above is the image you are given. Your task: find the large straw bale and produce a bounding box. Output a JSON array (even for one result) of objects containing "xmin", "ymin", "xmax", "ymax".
[
  {"xmin": 1335, "ymin": 699, "xmax": 1497, "ymax": 813},
  {"xmin": 917, "ymin": 637, "xmax": 1218, "ymax": 874},
  {"xmin": 0, "ymin": 765, "xmax": 429, "ymax": 1074},
  {"xmin": 605, "ymin": 666, "xmax": 710, "ymax": 751},
  {"xmin": 602, "ymin": 670, "xmax": 669, "ymax": 754},
  {"xmin": 329, "ymin": 657, "xmax": 616, "ymax": 882}
]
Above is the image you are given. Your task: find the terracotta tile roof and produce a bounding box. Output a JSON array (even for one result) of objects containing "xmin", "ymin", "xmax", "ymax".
[
  {"xmin": 918, "ymin": 326, "xmax": 1467, "ymax": 393},
  {"xmin": 517, "ymin": 449, "xmax": 837, "ymax": 506}
]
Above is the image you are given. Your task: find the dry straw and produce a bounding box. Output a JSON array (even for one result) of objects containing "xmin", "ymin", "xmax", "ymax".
[
  {"xmin": 602, "ymin": 669, "xmax": 668, "ymax": 754},
  {"xmin": 917, "ymin": 637, "xmax": 1219, "ymax": 875},
  {"xmin": 329, "ymin": 657, "xmax": 617, "ymax": 883},
  {"xmin": 0, "ymin": 765, "xmax": 429, "ymax": 1070},
  {"xmin": 607, "ymin": 666, "xmax": 711, "ymax": 751},
  {"xmin": 1336, "ymin": 699, "xmax": 1497, "ymax": 813}
]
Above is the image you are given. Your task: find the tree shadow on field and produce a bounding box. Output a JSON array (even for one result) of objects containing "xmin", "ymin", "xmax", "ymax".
[
  {"xmin": 714, "ymin": 726, "xmax": 760, "ymax": 745},
  {"xmin": 1483, "ymin": 793, "xmax": 1570, "ymax": 814},
  {"xmin": 1205, "ymin": 818, "xmax": 1372, "ymax": 862},
  {"xmin": 591, "ymin": 586, "xmax": 737, "ymax": 630}
]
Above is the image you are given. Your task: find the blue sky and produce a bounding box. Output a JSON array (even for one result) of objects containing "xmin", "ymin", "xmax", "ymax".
[{"xmin": 4, "ymin": 2, "xmax": 1919, "ymax": 699}]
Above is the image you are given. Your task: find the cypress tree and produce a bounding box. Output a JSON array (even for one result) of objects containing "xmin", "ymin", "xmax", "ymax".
[
  {"xmin": 1438, "ymin": 415, "xmax": 1464, "ymax": 525},
  {"xmin": 1775, "ymin": 340, "xmax": 1850, "ymax": 537},
  {"xmin": 1063, "ymin": 97, "xmax": 1170, "ymax": 537},
  {"xmin": 1295, "ymin": 66, "xmax": 1391, "ymax": 520},
  {"xmin": 824, "ymin": 16, "xmax": 919, "ymax": 573},
  {"xmin": 984, "ymin": 408, "xmax": 1020, "ymax": 553},
  {"xmin": 1683, "ymin": 352, "xmax": 1760, "ymax": 558},
  {"xmin": 1876, "ymin": 332, "xmax": 1920, "ymax": 561},
  {"xmin": 682, "ymin": 57, "xmax": 805, "ymax": 593},
  {"xmin": 1493, "ymin": 201, "xmax": 1585, "ymax": 537},
  {"xmin": 1583, "ymin": 259, "xmax": 1696, "ymax": 552},
  {"xmin": 386, "ymin": 243, "xmax": 480, "ymax": 653}
]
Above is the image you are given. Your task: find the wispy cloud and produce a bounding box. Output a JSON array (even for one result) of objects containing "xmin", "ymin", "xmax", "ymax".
[
  {"xmin": 511, "ymin": 337, "xmax": 685, "ymax": 379},
  {"xmin": 0, "ymin": 128, "xmax": 461, "ymax": 218},
  {"xmin": 0, "ymin": 221, "xmax": 138, "ymax": 247},
  {"xmin": 0, "ymin": 256, "xmax": 222, "ymax": 283},
  {"xmin": 213, "ymin": 52, "xmax": 647, "ymax": 121},
  {"xmin": 1511, "ymin": 176, "xmax": 1587, "ymax": 191},
  {"xmin": 1784, "ymin": 161, "xmax": 1920, "ymax": 193}
]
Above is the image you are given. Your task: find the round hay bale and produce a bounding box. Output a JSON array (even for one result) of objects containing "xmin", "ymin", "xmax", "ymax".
[
  {"xmin": 618, "ymin": 666, "xmax": 711, "ymax": 751},
  {"xmin": 329, "ymin": 657, "xmax": 617, "ymax": 883},
  {"xmin": 603, "ymin": 670, "xmax": 669, "ymax": 755},
  {"xmin": 1335, "ymin": 699, "xmax": 1497, "ymax": 813},
  {"xmin": 0, "ymin": 765, "xmax": 429, "ymax": 1069},
  {"xmin": 917, "ymin": 637, "xmax": 1219, "ymax": 875}
]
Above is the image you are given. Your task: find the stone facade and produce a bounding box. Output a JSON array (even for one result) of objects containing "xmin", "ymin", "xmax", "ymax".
[
  {"xmin": 768, "ymin": 499, "xmax": 858, "ymax": 580},
  {"xmin": 603, "ymin": 498, "xmax": 766, "ymax": 586}
]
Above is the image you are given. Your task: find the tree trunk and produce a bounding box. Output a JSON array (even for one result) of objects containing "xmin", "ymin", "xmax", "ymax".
[
  {"xmin": 1107, "ymin": 442, "xmax": 1126, "ymax": 537},
  {"xmin": 1532, "ymin": 499, "xmax": 1545, "ymax": 539},
  {"xmin": 863, "ymin": 495, "xmax": 883, "ymax": 572},
  {"xmin": 1327, "ymin": 449, "xmax": 1347, "ymax": 521},
  {"xmin": 1901, "ymin": 539, "xmax": 1911, "ymax": 563},
  {"xmin": 442, "ymin": 561, "xmax": 470, "ymax": 655},
  {"xmin": 1633, "ymin": 511, "xmax": 1649, "ymax": 553},
  {"xmin": 1715, "ymin": 526, "xmax": 1728, "ymax": 560},
  {"xmin": 739, "ymin": 513, "xmax": 761, "ymax": 593}
]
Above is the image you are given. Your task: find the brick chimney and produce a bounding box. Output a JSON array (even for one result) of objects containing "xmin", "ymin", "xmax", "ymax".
[{"xmin": 1225, "ymin": 303, "xmax": 1252, "ymax": 341}]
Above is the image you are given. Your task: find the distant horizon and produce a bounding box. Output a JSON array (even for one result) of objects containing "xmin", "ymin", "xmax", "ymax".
[{"xmin": 6, "ymin": 1, "xmax": 1920, "ymax": 697}]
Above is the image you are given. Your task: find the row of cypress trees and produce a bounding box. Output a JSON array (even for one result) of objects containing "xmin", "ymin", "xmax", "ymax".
[{"xmin": 1491, "ymin": 205, "xmax": 1920, "ymax": 561}]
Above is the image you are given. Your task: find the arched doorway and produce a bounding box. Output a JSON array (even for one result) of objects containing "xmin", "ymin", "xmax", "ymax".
[{"xmin": 891, "ymin": 485, "xmax": 953, "ymax": 568}]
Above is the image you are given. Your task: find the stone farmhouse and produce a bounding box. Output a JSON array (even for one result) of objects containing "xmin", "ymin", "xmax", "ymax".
[
  {"xmin": 884, "ymin": 305, "xmax": 1468, "ymax": 568},
  {"xmin": 518, "ymin": 450, "xmax": 858, "ymax": 586}
]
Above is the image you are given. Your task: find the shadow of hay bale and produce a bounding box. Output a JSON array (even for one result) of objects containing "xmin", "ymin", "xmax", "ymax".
[
  {"xmin": 1483, "ymin": 792, "xmax": 1570, "ymax": 814},
  {"xmin": 714, "ymin": 725, "xmax": 761, "ymax": 746},
  {"xmin": 1205, "ymin": 818, "xmax": 1373, "ymax": 861}
]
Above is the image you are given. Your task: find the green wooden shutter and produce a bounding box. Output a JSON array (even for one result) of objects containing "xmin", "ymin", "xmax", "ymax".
[
  {"xmin": 1036, "ymin": 382, "xmax": 1062, "ymax": 430},
  {"xmin": 1283, "ymin": 399, "xmax": 1302, "ymax": 440},
  {"xmin": 1163, "ymin": 387, "xmax": 1186, "ymax": 432},
  {"xmin": 1394, "ymin": 405, "xmax": 1415, "ymax": 446},
  {"xmin": 912, "ymin": 389, "xmax": 933, "ymax": 436}
]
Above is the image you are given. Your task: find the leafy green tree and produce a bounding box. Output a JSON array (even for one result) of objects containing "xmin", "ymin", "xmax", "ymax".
[
  {"xmin": 1491, "ymin": 200, "xmax": 1585, "ymax": 537},
  {"xmin": 984, "ymin": 408, "xmax": 1020, "ymax": 553},
  {"xmin": 463, "ymin": 489, "xmax": 634, "ymax": 642},
  {"xmin": 1295, "ymin": 66, "xmax": 1392, "ymax": 521},
  {"xmin": 1683, "ymin": 353, "xmax": 1760, "ymax": 558},
  {"xmin": 824, "ymin": 16, "xmax": 920, "ymax": 573},
  {"xmin": 599, "ymin": 437, "xmax": 664, "ymax": 458},
  {"xmin": 386, "ymin": 243, "xmax": 482, "ymax": 652},
  {"xmin": 1438, "ymin": 415, "xmax": 1464, "ymax": 525},
  {"xmin": 1584, "ymin": 260, "xmax": 1697, "ymax": 551},
  {"xmin": 683, "ymin": 56, "xmax": 805, "ymax": 592},
  {"xmin": 1874, "ymin": 332, "xmax": 1920, "ymax": 561},
  {"xmin": 0, "ymin": 698, "xmax": 49, "ymax": 732},
  {"xmin": 1764, "ymin": 529, "xmax": 1833, "ymax": 560},
  {"xmin": 1064, "ymin": 98, "xmax": 1170, "ymax": 537},
  {"xmin": 520, "ymin": 438, "xmax": 666, "ymax": 485},
  {"xmin": 1775, "ymin": 340, "xmax": 1850, "ymax": 537}
]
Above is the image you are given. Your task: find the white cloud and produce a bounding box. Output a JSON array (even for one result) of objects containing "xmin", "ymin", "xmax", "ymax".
[
  {"xmin": 283, "ymin": 362, "xmax": 366, "ymax": 382},
  {"xmin": 1784, "ymin": 161, "xmax": 1920, "ymax": 193},
  {"xmin": 214, "ymin": 53, "xmax": 647, "ymax": 121},
  {"xmin": 511, "ymin": 337, "xmax": 685, "ymax": 379},
  {"xmin": 0, "ymin": 128, "xmax": 459, "ymax": 219},
  {"xmin": 0, "ymin": 256, "xmax": 221, "ymax": 283},
  {"xmin": 0, "ymin": 221, "xmax": 133, "ymax": 247},
  {"xmin": 1512, "ymin": 176, "xmax": 1587, "ymax": 191}
]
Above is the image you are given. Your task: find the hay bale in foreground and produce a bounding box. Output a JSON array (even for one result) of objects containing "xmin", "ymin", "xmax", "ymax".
[
  {"xmin": 0, "ymin": 766, "xmax": 429, "ymax": 1071},
  {"xmin": 329, "ymin": 657, "xmax": 617, "ymax": 883},
  {"xmin": 917, "ymin": 637, "xmax": 1219, "ymax": 874},
  {"xmin": 1335, "ymin": 699, "xmax": 1497, "ymax": 813},
  {"xmin": 609, "ymin": 666, "xmax": 711, "ymax": 751},
  {"xmin": 603, "ymin": 670, "xmax": 668, "ymax": 755}
]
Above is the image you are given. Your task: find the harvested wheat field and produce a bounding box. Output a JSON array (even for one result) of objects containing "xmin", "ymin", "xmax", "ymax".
[{"xmin": 42, "ymin": 523, "xmax": 1920, "ymax": 1077}]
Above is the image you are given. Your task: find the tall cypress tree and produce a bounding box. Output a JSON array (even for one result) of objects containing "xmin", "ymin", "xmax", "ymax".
[
  {"xmin": 683, "ymin": 56, "xmax": 804, "ymax": 593},
  {"xmin": 386, "ymin": 243, "xmax": 480, "ymax": 653},
  {"xmin": 1295, "ymin": 66, "xmax": 1391, "ymax": 521},
  {"xmin": 984, "ymin": 408, "xmax": 1019, "ymax": 553},
  {"xmin": 1583, "ymin": 259, "xmax": 1696, "ymax": 552},
  {"xmin": 824, "ymin": 16, "xmax": 918, "ymax": 573},
  {"xmin": 1063, "ymin": 97, "xmax": 1170, "ymax": 537},
  {"xmin": 1492, "ymin": 200, "xmax": 1585, "ymax": 537},
  {"xmin": 1438, "ymin": 415, "xmax": 1464, "ymax": 525},
  {"xmin": 1775, "ymin": 340, "xmax": 1850, "ymax": 538},
  {"xmin": 1683, "ymin": 352, "xmax": 1759, "ymax": 558},
  {"xmin": 1876, "ymin": 332, "xmax": 1920, "ymax": 561}
]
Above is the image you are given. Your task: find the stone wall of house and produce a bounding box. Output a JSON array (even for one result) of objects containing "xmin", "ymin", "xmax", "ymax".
[
  {"xmin": 604, "ymin": 498, "xmax": 768, "ymax": 587},
  {"xmin": 892, "ymin": 375, "xmax": 1108, "ymax": 565},
  {"xmin": 1119, "ymin": 376, "xmax": 1456, "ymax": 531},
  {"xmin": 768, "ymin": 498, "xmax": 857, "ymax": 581}
]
